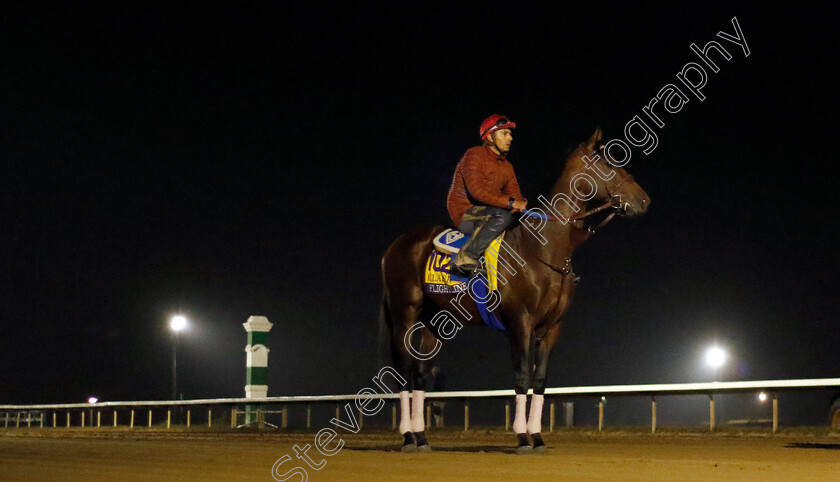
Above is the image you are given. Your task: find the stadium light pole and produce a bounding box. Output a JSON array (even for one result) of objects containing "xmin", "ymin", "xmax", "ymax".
[{"xmin": 170, "ymin": 315, "xmax": 187, "ymax": 400}]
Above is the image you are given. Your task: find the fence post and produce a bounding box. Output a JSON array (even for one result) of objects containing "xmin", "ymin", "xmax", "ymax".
[
  {"xmin": 114, "ymin": 410, "xmax": 118, "ymax": 427},
  {"xmin": 651, "ymin": 397, "xmax": 657, "ymax": 434},
  {"xmin": 53, "ymin": 412, "xmax": 57, "ymax": 428},
  {"xmin": 4, "ymin": 412, "xmax": 8, "ymax": 428},
  {"xmin": 258, "ymin": 407, "xmax": 265, "ymax": 430},
  {"xmin": 208, "ymin": 409, "xmax": 212, "ymax": 428},
  {"xmin": 564, "ymin": 402, "xmax": 575, "ymax": 428},
  {"xmin": 187, "ymin": 409, "xmax": 191, "ymax": 428},
  {"xmin": 66, "ymin": 412, "xmax": 70, "ymax": 428},
  {"xmin": 598, "ymin": 399, "xmax": 604, "ymax": 432},
  {"xmin": 166, "ymin": 410, "xmax": 171, "ymax": 429},
  {"xmin": 392, "ymin": 403, "xmax": 397, "ymax": 431},
  {"xmin": 97, "ymin": 411, "xmax": 101, "ymax": 428},
  {"xmin": 464, "ymin": 401, "xmax": 469, "ymax": 432},
  {"xmin": 359, "ymin": 408, "xmax": 364, "ymax": 430},
  {"xmin": 282, "ymin": 407, "xmax": 288, "ymax": 429},
  {"xmin": 772, "ymin": 395, "xmax": 778, "ymax": 434},
  {"xmin": 231, "ymin": 409, "xmax": 237, "ymax": 428},
  {"xmin": 130, "ymin": 410, "xmax": 135, "ymax": 429},
  {"xmin": 148, "ymin": 409, "xmax": 152, "ymax": 428},
  {"xmin": 505, "ymin": 402, "xmax": 511, "ymax": 432},
  {"xmin": 81, "ymin": 411, "xmax": 85, "ymax": 428},
  {"xmin": 425, "ymin": 404, "xmax": 430, "ymax": 430},
  {"xmin": 306, "ymin": 405, "xmax": 312, "ymax": 429},
  {"xmin": 709, "ymin": 395, "xmax": 715, "ymax": 432},
  {"xmin": 549, "ymin": 400, "xmax": 555, "ymax": 432}
]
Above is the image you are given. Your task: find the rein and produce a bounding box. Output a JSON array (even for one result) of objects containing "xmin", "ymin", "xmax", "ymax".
[{"xmin": 522, "ymin": 148, "xmax": 633, "ymax": 236}]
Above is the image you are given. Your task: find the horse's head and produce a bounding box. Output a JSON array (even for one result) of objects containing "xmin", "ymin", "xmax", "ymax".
[{"xmin": 574, "ymin": 127, "xmax": 651, "ymax": 217}]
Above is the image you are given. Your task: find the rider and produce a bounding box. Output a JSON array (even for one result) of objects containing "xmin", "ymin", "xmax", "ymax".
[{"xmin": 446, "ymin": 114, "xmax": 528, "ymax": 276}]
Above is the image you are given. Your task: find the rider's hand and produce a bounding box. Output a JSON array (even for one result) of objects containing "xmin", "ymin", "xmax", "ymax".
[{"xmin": 512, "ymin": 199, "xmax": 527, "ymax": 212}]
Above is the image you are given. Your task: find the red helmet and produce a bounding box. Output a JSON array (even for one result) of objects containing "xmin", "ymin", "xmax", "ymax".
[{"xmin": 479, "ymin": 114, "xmax": 516, "ymax": 140}]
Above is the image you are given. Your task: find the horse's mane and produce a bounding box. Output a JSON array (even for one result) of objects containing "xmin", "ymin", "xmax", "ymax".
[{"xmin": 531, "ymin": 140, "xmax": 587, "ymax": 197}]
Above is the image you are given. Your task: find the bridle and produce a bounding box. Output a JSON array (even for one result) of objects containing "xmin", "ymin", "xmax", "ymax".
[
  {"xmin": 532, "ymin": 146, "xmax": 634, "ymax": 235},
  {"xmin": 575, "ymin": 155, "xmax": 634, "ymax": 234}
]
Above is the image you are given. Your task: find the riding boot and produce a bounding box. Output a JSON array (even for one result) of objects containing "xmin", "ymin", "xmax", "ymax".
[
  {"xmin": 450, "ymin": 250, "xmax": 486, "ymax": 277},
  {"xmin": 451, "ymin": 206, "xmax": 513, "ymax": 277},
  {"xmin": 450, "ymin": 223, "xmax": 495, "ymax": 276}
]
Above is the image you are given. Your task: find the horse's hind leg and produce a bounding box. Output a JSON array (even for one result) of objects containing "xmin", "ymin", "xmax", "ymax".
[
  {"xmin": 382, "ymin": 225, "xmax": 440, "ymax": 452},
  {"xmin": 408, "ymin": 326, "xmax": 439, "ymax": 452},
  {"xmin": 390, "ymin": 299, "xmax": 439, "ymax": 452},
  {"xmin": 388, "ymin": 299, "xmax": 422, "ymax": 452}
]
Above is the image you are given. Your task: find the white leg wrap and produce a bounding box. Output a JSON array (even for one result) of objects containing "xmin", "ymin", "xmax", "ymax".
[
  {"xmin": 512, "ymin": 394, "xmax": 528, "ymax": 434},
  {"xmin": 411, "ymin": 390, "xmax": 426, "ymax": 433},
  {"xmin": 527, "ymin": 394, "xmax": 544, "ymax": 435},
  {"xmin": 399, "ymin": 391, "xmax": 412, "ymax": 434}
]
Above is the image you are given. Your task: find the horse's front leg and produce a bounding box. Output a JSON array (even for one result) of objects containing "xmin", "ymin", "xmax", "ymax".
[
  {"xmin": 510, "ymin": 328, "xmax": 535, "ymax": 454},
  {"xmin": 527, "ymin": 324, "xmax": 562, "ymax": 454}
]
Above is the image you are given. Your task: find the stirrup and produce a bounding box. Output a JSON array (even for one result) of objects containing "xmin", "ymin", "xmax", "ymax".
[{"xmin": 449, "ymin": 263, "xmax": 487, "ymax": 278}]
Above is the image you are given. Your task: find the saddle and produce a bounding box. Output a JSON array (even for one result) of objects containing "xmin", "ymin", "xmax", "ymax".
[{"xmin": 431, "ymin": 229, "xmax": 470, "ymax": 255}]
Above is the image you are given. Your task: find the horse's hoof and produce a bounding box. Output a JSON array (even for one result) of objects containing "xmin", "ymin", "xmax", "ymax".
[
  {"xmin": 531, "ymin": 433, "xmax": 546, "ymax": 454},
  {"xmin": 515, "ymin": 432, "xmax": 532, "ymax": 455},
  {"xmin": 516, "ymin": 445, "xmax": 534, "ymax": 455},
  {"xmin": 413, "ymin": 431, "xmax": 431, "ymax": 447},
  {"xmin": 401, "ymin": 432, "xmax": 416, "ymax": 452},
  {"xmin": 416, "ymin": 444, "xmax": 432, "ymax": 452}
]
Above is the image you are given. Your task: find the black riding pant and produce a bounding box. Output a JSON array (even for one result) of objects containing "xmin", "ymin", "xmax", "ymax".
[{"xmin": 458, "ymin": 205, "xmax": 514, "ymax": 260}]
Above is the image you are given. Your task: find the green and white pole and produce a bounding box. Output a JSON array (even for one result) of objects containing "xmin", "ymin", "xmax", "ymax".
[{"xmin": 243, "ymin": 315, "xmax": 273, "ymax": 426}]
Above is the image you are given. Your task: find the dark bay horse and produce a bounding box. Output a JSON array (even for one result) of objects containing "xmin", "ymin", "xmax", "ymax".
[{"xmin": 380, "ymin": 128, "xmax": 650, "ymax": 453}]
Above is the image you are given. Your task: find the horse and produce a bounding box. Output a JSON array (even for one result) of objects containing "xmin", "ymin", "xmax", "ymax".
[{"xmin": 379, "ymin": 127, "xmax": 650, "ymax": 453}]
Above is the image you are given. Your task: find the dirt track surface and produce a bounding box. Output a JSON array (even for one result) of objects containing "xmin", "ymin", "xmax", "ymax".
[{"xmin": 1, "ymin": 429, "xmax": 838, "ymax": 481}]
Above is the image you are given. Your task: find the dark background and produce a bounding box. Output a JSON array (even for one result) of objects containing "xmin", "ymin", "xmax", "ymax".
[{"xmin": 2, "ymin": 4, "xmax": 837, "ymax": 426}]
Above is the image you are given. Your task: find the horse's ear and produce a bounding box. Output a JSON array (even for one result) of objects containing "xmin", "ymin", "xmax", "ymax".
[{"xmin": 585, "ymin": 126, "xmax": 603, "ymax": 150}]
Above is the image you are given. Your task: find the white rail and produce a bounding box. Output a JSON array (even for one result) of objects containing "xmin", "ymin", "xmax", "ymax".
[{"xmin": 2, "ymin": 377, "xmax": 838, "ymax": 410}]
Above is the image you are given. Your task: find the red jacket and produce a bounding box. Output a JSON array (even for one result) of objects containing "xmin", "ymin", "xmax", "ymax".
[{"xmin": 447, "ymin": 146, "xmax": 524, "ymax": 227}]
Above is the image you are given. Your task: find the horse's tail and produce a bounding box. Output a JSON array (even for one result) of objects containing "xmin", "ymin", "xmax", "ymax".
[{"xmin": 377, "ymin": 289, "xmax": 392, "ymax": 370}]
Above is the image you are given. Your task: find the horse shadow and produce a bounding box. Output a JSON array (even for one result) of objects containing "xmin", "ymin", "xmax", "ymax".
[
  {"xmin": 786, "ymin": 442, "xmax": 840, "ymax": 450},
  {"xmin": 344, "ymin": 445, "xmax": 519, "ymax": 454}
]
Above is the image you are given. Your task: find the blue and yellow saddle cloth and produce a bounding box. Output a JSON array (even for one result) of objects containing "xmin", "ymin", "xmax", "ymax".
[{"xmin": 422, "ymin": 229, "xmax": 506, "ymax": 332}]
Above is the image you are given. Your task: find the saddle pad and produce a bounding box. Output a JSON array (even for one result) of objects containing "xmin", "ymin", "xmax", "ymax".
[{"xmin": 422, "ymin": 233, "xmax": 506, "ymax": 332}]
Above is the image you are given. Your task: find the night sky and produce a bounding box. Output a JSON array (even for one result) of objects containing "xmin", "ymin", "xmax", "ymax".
[{"xmin": 2, "ymin": 4, "xmax": 838, "ymax": 425}]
